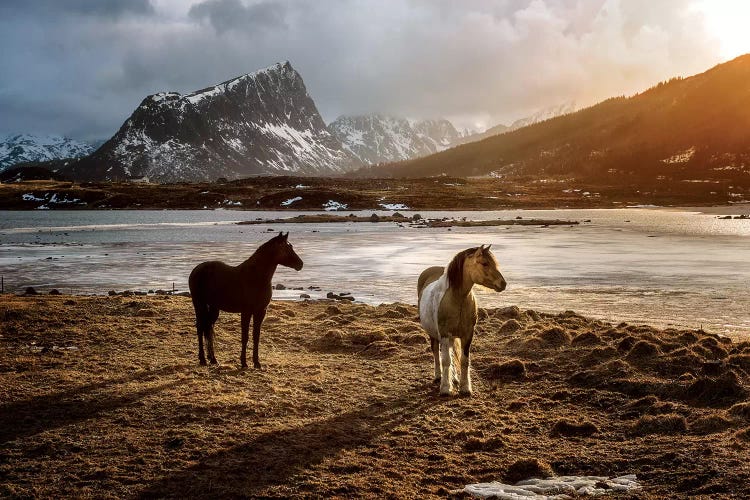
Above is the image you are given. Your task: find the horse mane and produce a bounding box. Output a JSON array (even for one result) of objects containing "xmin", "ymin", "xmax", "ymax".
[
  {"xmin": 242, "ymin": 234, "xmax": 285, "ymax": 267},
  {"xmin": 447, "ymin": 247, "xmax": 479, "ymax": 290},
  {"xmin": 256, "ymin": 233, "xmax": 284, "ymax": 252}
]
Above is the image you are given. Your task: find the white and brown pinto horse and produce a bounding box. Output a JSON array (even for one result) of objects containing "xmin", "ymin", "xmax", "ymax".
[{"xmin": 418, "ymin": 245, "xmax": 506, "ymax": 396}]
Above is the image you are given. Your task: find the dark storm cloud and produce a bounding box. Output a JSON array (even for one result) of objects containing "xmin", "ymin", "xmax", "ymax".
[
  {"xmin": 0, "ymin": 0, "xmax": 155, "ymax": 19},
  {"xmin": 0, "ymin": 0, "xmax": 726, "ymax": 140},
  {"xmin": 188, "ymin": 0, "xmax": 287, "ymax": 34}
]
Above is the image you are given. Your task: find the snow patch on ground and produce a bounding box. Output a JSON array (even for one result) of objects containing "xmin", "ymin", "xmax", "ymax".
[
  {"xmin": 22, "ymin": 192, "xmax": 81, "ymax": 204},
  {"xmin": 662, "ymin": 147, "xmax": 695, "ymax": 164},
  {"xmin": 281, "ymin": 196, "xmax": 302, "ymax": 206},
  {"xmin": 379, "ymin": 203, "xmax": 410, "ymax": 210},
  {"xmin": 322, "ymin": 200, "xmax": 348, "ymax": 211},
  {"xmin": 22, "ymin": 193, "xmax": 45, "ymax": 202},
  {"xmin": 455, "ymin": 474, "xmax": 641, "ymax": 499}
]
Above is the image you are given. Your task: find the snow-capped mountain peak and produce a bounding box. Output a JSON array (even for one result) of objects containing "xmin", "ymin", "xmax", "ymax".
[
  {"xmin": 0, "ymin": 134, "xmax": 96, "ymax": 171},
  {"xmin": 329, "ymin": 114, "xmax": 462, "ymax": 165},
  {"xmin": 64, "ymin": 61, "xmax": 358, "ymax": 182},
  {"xmin": 508, "ymin": 101, "xmax": 577, "ymax": 130}
]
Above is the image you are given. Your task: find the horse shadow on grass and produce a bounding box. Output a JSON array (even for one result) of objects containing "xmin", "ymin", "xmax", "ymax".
[
  {"xmin": 139, "ymin": 383, "xmax": 445, "ymax": 499},
  {"xmin": 0, "ymin": 364, "xmax": 191, "ymax": 445}
]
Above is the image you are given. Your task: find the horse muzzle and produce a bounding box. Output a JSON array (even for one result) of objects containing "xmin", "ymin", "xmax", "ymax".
[
  {"xmin": 293, "ymin": 260, "xmax": 304, "ymax": 271},
  {"xmin": 492, "ymin": 279, "xmax": 507, "ymax": 292}
]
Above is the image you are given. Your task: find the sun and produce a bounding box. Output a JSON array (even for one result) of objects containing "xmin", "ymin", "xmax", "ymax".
[{"xmin": 692, "ymin": 0, "xmax": 750, "ymax": 59}]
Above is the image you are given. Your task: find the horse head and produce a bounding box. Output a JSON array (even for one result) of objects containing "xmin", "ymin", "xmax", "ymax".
[
  {"xmin": 271, "ymin": 232, "xmax": 303, "ymax": 271},
  {"xmin": 467, "ymin": 245, "xmax": 506, "ymax": 292}
]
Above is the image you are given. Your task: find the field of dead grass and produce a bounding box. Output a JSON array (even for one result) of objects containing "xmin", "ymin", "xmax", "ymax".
[{"xmin": 1, "ymin": 295, "xmax": 749, "ymax": 498}]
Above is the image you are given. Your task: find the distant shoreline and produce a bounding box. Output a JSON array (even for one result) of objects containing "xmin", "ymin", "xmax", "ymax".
[{"xmin": 1, "ymin": 176, "xmax": 748, "ymax": 211}]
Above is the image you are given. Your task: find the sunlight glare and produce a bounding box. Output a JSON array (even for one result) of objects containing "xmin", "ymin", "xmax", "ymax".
[{"xmin": 692, "ymin": 0, "xmax": 750, "ymax": 59}]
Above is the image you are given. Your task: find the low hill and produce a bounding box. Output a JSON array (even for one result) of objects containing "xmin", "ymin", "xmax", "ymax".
[{"xmin": 359, "ymin": 55, "xmax": 750, "ymax": 189}]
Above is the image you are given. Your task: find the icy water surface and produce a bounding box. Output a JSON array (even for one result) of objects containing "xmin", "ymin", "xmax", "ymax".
[{"xmin": 1, "ymin": 207, "xmax": 748, "ymax": 337}]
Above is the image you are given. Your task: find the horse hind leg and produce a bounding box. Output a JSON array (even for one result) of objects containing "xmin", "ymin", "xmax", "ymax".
[
  {"xmin": 431, "ymin": 338, "xmax": 441, "ymax": 384},
  {"xmin": 194, "ymin": 302, "xmax": 208, "ymax": 366},
  {"xmin": 206, "ymin": 306, "xmax": 220, "ymax": 365},
  {"xmin": 459, "ymin": 337, "xmax": 473, "ymax": 396}
]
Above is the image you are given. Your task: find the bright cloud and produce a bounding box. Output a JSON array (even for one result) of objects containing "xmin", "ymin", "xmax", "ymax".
[{"xmin": 0, "ymin": 0, "xmax": 731, "ymax": 139}]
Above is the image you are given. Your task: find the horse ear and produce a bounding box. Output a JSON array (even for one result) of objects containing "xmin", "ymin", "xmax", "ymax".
[
  {"xmin": 283, "ymin": 232, "xmax": 289, "ymax": 240},
  {"xmin": 486, "ymin": 244, "xmax": 492, "ymax": 250},
  {"xmin": 473, "ymin": 246, "xmax": 483, "ymax": 257},
  {"xmin": 278, "ymin": 231, "xmax": 283, "ymax": 238}
]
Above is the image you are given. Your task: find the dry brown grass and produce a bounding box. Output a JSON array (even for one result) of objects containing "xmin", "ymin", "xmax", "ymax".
[{"xmin": 1, "ymin": 295, "xmax": 749, "ymax": 498}]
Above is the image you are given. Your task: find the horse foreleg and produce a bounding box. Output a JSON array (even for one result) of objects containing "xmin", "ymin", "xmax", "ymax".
[
  {"xmin": 459, "ymin": 335, "xmax": 473, "ymax": 396},
  {"xmin": 252, "ymin": 309, "xmax": 266, "ymax": 369},
  {"xmin": 430, "ymin": 337, "xmax": 441, "ymax": 384},
  {"xmin": 439, "ymin": 336, "xmax": 454, "ymax": 396},
  {"xmin": 240, "ymin": 312, "xmax": 250, "ymax": 368},
  {"xmin": 206, "ymin": 328, "xmax": 217, "ymax": 365}
]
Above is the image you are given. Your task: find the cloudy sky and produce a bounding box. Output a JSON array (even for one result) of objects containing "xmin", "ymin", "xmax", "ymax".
[{"xmin": 1, "ymin": 0, "xmax": 748, "ymax": 141}]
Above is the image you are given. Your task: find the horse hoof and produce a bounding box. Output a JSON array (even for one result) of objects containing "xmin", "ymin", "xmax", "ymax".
[
  {"xmin": 254, "ymin": 363, "xmax": 262, "ymax": 370},
  {"xmin": 459, "ymin": 389, "xmax": 473, "ymax": 397},
  {"xmin": 439, "ymin": 390, "xmax": 453, "ymax": 397},
  {"xmin": 209, "ymin": 359, "xmax": 218, "ymax": 365},
  {"xmin": 199, "ymin": 359, "xmax": 207, "ymax": 366},
  {"xmin": 432, "ymin": 377, "xmax": 441, "ymax": 385}
]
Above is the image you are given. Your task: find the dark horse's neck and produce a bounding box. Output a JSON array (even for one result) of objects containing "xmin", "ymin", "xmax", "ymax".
[{"xmin": 238, "ymin": 243, "xmax": 278, "ymax": 283}]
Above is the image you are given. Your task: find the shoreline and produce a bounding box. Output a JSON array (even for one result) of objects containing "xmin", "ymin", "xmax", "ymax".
[
  {"xmin": 236, "ymin": 213, "xmax": 580, "ymax": 227},
  {"xmin": 2, "ymin": 177, "xmax": 748, "ymax": 211},
  {"xmin": 3, "ymin": 289, "xmax": 744, "ymax": 341},
  {"xmin": 1, "ymin": 295, "xmax": 749, "ymax": 497}
]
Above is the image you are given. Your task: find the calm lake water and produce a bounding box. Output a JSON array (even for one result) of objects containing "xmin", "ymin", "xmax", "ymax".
[{"xmin": 1, "ymin": 207, "xmax": 749, "ymax": 337}]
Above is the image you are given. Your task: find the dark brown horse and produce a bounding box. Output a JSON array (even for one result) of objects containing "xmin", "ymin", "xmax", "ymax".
[{"xmin": 188, "ymin": 232, "xmax": 303, "ymax": 368}]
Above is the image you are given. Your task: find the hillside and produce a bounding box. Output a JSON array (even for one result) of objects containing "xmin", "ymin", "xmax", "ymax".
[{"xmin": 360, "ymin": 55, "xmax": 750, "ymax": 189}]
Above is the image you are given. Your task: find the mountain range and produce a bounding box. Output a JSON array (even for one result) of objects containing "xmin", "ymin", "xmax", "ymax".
[
  {"xmin": 329, "ymin": 115, "xmax": 468, "ymax": 166},
  {"xmin": 0, "ymin": 61, "xmax": 572, "ymax": 181},
  {"xmin": 0, "ymin": 134, "xmax": 98, "ymax": 170},
  {"xmin": 6, "ymin": 56, "xmax": 748, "ymax": 186}
]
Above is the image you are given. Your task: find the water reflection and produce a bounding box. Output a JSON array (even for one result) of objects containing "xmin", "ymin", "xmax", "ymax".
[{"xmin": 1, "ymin": 208, "xmax": 748, "ymax": 337}]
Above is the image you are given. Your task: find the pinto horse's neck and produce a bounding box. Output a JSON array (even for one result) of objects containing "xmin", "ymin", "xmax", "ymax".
[{"xmin": 446, "ymin": 250, "xmax": 476, "ymax": 298}]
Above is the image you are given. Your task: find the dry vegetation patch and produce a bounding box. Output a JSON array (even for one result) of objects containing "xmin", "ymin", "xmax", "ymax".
[{"xmin": 1, "ymin": 296, "xmax": 749, "ymax": 498}]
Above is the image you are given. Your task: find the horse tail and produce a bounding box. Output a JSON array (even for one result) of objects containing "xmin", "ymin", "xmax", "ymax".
[{"xmin": 192, "ymin": 298, "xmax": 210, "ymax": 335}]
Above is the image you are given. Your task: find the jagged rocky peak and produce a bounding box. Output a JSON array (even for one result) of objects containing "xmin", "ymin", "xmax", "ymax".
[
  {"xmin": 0, "ymin": 134, "xmax": 96, "ymax": 171},
  {"xmin": 65, "ymin": 61, "xmax": 357, "ymax": 182},
  {"xmin": 329, "ymin": 114, "xmax": 462, "ymax": 165},
  {"xmin": 508, "ymin": 101, "xmax": 577, "ymax": 130}
]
